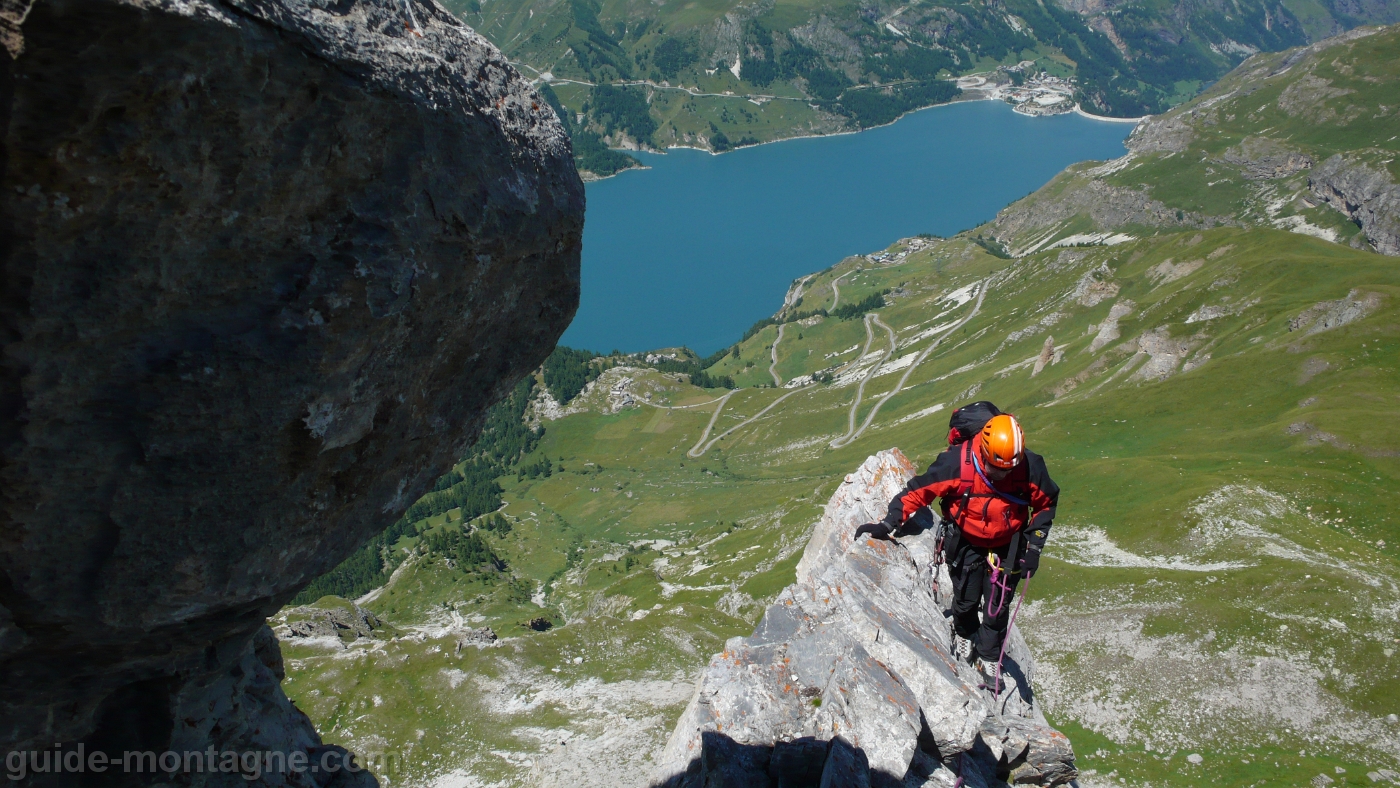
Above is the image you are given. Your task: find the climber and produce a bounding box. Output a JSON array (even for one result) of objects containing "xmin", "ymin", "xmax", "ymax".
[{"xmin": 855, "ymin": 401, "xmax": 1059, "ymax": 680}]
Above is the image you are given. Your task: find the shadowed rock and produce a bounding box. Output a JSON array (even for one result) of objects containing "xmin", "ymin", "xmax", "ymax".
[
  {"xmin": 1310, "ymin": 153, "xmax": 1400, "ymax": 255},
  {"xmin": 0, "ymin": 0, "xmax": 583, "ymax": 780},
  {"xmin": 652, "ymin": 450, "xmax": 1076, "ymax": 788}
]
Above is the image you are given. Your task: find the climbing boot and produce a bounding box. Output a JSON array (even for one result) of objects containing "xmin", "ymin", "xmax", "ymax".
[
  {"xmin": 975, "ymin": 656, "xmax": 1000, "ymax": 686},
  {"xmin": 951, "ymin": 635, "xmax": 975, "ymax": 665}
]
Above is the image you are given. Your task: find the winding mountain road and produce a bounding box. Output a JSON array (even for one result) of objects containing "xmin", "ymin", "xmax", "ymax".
[
  {"xmin": 639, "ymin": 394, "xmax": 730, "ymax": 410},
  {"xmin": 686, "ymin": 390, "xmax": 739, "ymax": 457},
  {"xmin": 829, "ymin": 271, "xmax": 853, "ymax": 310},
  {"xmin": 829, "ymin": 281, "xmax": 987, "ymax": 449},
  {"xmin": 687, "ymin": 386, "xmax": 813, "ymax": 458},
  {"xmin": 687, "ymin": 276, "xmax": 988, "ymax": 458},
  {"xmin": 769, "ymin": 323, "xmax": 786, "ymax": 386},
  {"xmin": 829, "ymin": 314, "xmax": 898, "ymax": 449}
]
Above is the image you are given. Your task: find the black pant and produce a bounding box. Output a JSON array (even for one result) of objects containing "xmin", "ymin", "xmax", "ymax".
[{"xmin": 945, "ymin": 537, "xmax": 1021, "ymax": 661}]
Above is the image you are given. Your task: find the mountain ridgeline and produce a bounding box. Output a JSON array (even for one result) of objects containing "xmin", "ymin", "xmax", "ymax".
[
  {"xmin": 438, "ymin": 0, "xmax": 1397, "ymax": 174},
  {"xmin": 278, "ymin": 26, "xmax": 1400, "ymax": 788}
]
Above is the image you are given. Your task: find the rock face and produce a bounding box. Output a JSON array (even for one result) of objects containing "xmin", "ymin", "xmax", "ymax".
[
  {"xmin": 0, "ymin": 0, "xmax": 583, "ymax": 780},
  {"xmin": 1310, "ymin": 154, "xmax": 1400, "ymax": 255},
  {"xmin": 1221, "ymin": 137, "xmax": 1314, "ymax": 181},
  {"xmin": 652, "ymin": 450, "xmax": 1076, "ymax": 788}
]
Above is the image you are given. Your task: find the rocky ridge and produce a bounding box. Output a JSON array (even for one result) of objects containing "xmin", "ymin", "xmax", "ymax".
[
  {"xmin": 1310, "ymin": 154, "xmax": 1400, "ymax": 256},
  {"xmin": 0, "ymin": 0, "xmax": 582, "ymax": 781},
  {"xmin": 652, "ymin": 450, "xmax": 1075, "ymax": 788}
]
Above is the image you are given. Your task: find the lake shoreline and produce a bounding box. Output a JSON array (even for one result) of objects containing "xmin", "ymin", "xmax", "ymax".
[
  {"xmin": 564, "ymin": 100, "xmax": 1133, "ymax": 354},
  {"xmin": 582, "ymin": 92, "xmax": 1143, "ymax": 181}
]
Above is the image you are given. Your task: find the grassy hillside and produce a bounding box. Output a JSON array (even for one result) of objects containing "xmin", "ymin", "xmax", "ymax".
[
  {"xmin": 277, "ymin": 31, "xmax": 1400, "ymax": 788},
  {"xmin": 990, "ymin": 24, "xmax": 1400, "ymax": 257},
  {"xmin": 438, "ymin": 0, "xmax": 1394, "ymax": 174}
]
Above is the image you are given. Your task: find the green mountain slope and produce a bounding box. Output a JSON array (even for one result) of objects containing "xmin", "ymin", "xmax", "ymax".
[
  {"xmin": 989, "ymin": 24, "xmax": 1400, "ymax": 257},
  {"xmin": 443, "ymin": 0, "xmax": 1394, "ymax": 173},
  {"xmin": 278, "ymin": 29, "xmax": 1400, "ymax": 788}
]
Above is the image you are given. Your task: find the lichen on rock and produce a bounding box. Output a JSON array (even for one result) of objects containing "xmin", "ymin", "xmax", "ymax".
[{"xmin": 652, "ymin": 450, "xmax": 1077, "ymax": 788}]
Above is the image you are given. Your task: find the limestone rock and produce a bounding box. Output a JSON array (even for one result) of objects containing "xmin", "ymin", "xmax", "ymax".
[
  {"xmin": 0, "ymin": 0, "xmax": 583, "ymax": 775},
  {"xmin": 1088, "ymin": 301, "xmax": 1135, "ymax": 354},
  {"xmin": 286, "ymin": 603, "xmax": 382, "ymax": 641},
  {"xmin": 1310, "ymin": 154, "xmax": 1400, "ymax": 255},
  {"xmin": 1132, "ymin": 326, "xmax": 1198, "ymax": 382},
  {"xmin": 1032, "ymin": 337, "xmax": 1055, "ymax": 377},
  {"xmin": 992, "ymin": 180, "xmax": 1214, "ymax": 257},
  {"xmin": 1288, "ymin": 289, "xmax": 1383, "ymax": 335},
  {"xmin": 1221, "ymin": 137, "xmax": 1314, "ymax": 181},
  {"xmin": 653, "ymin": 450, "xmax": 1077, "ymax": 788},
  {"xmin": 1125, "ymin": 111, "xmax": 1195, "ymax": 155},
  {"xmin": 457, "ymin": 626, "xmax": 498, "ymax": 652},
  {"xmin": 166, "ymin": 625, "xmax": 374, "ymax": 787}
]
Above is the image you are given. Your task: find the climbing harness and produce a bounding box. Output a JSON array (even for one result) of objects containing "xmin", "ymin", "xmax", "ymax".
[{"xmin": 984, "ymin": 551, "xmax": 1016, "ymax": 619}]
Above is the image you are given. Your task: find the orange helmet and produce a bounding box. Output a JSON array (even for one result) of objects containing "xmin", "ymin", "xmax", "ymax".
[{"xmin": 979, "ymin": 414, "xmax": 1024, "ymax": 469}]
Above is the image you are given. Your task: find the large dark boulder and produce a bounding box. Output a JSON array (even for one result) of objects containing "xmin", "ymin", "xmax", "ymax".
[{"xmin": 0, "ymin": 0, "xmax": 583, "ymax": 780}]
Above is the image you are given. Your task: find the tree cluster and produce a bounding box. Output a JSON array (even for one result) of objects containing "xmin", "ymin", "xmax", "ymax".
[
  {"xmin": 831, "ymin": 290, "xmax": 890, "ymax": 320},
  {"xmin": 538, "ymin": 83, "xmax": 639, "ymax": 177},
  {"xmin": 477, "ymin": 513, "xmax": 514, "ymax": 536},
  {"xmin": 422, "ymin": 527, "xmax": 505, "ymax": 573},
  {"xmin": 591, "ymin": 85, "xmax": 657, "ymax": 145},
  {"xmin": 543, "ymin": 345, "xmax": 604, "ymax": 405}
]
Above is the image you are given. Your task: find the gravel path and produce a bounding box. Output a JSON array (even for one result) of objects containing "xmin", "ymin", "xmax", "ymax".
[{"xmin": 769, "ymin": 323, "xmax": 786, "ymax": 386}]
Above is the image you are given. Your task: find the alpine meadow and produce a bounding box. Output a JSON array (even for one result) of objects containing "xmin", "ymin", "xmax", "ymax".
[{"xmin": 274, "ymin": 23, "xmax": 1400, "ymax": 788}]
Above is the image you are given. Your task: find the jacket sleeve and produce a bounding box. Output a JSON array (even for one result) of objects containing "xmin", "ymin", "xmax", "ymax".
[
  {"xmin": 882, "ymin": 448, "xmax": 963, "ymax": 526},
  {"xmin": 1022, "ymin": 449, "xmax": 1060, "ymax": 548}
]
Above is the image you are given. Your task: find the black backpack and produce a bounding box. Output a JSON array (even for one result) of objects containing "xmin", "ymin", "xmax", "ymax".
[{"xmin": 946, "ymin": 401, "xmax": 1001, "ymax": 446}]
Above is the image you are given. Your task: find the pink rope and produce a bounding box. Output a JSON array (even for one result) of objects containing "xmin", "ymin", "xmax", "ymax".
[
  {"xmin": 992, "ymin": 577, "xmax": 1030, "ymax": 697},
  {"xmin": 985, "ymin": 555, "xmax": 1014, "ymax": 618}
]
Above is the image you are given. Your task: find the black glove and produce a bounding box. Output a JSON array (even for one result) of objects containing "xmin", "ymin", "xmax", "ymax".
[
  {"xmin": 1018, "ymin": 544, "xmax": 1041, "ymax": 577},
  {"xmin": 853, "ymin": 522, "xmax": 893, "ymax": 541}
]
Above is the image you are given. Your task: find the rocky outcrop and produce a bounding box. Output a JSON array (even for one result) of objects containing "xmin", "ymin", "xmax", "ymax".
[
  {"xmin": 456, "ymin": 626, "xmax": 498, "ymax": 651},
  {"xmin": 1288, "ymin": 289, "xmax": 1383, "ymax": 334},
  {"xmin": 652, "ymin": 450, "xmax": 1076, "ymax": 788},
  {"xmin": 991, "ymin": 179, "xmax": 1215, "ymax": 255},
  {"xmin": 0, "ymin": 0, "xmax": 583, "ymax": 780},
  {"xmin": 1125, "ymin": 111, "xmax": 1195, "ymax": 154},
  {"xmin": 284, "ymin": 604, "xmax": 383, "ymax": 641},
  {"xmin": 1132, "ymin": 326, "xmax": 1198, "ymax": 381},
  {"xmin": 1310, "ymin": 154, "xmax": 1400, "ymax": 255},
  {"xmin": 1221, "ymin": 137, "xmax": 1314, "ymax": 180},
  {"xmin": 1088, "ymin": 300, "xmax": 1134, "ymax": 353}
]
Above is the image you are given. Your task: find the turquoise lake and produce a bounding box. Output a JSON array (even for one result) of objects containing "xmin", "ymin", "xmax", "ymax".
[{"xmin": 561, "ymin": 99, "xmax": 1134, "ymax": 355}]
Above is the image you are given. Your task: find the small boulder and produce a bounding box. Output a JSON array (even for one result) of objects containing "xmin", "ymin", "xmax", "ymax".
[{"xmin": 455, "ymin": 627, "xmax": 498, "ymax": 653}]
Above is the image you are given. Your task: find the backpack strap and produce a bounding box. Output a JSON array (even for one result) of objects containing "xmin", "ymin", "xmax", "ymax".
[
  {"xmin": 969, "ymin": 451, "xmax": 1032, "ymax": 507},
  {"xmin": 959, "ymin": 438, "xmax": 1032, "ymax": 506},
  {"xmin": 951, "ymin": 441, "xmax": 976, "ymax": 525},
  {"xmin": 958, "ymin": 440, "xmax": 976, "ymax": 495}
]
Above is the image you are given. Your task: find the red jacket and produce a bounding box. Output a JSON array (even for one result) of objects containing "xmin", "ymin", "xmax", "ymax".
[{"xmin": 884, "ymin": 434, "xmax": 1059, "ymax": 548}]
